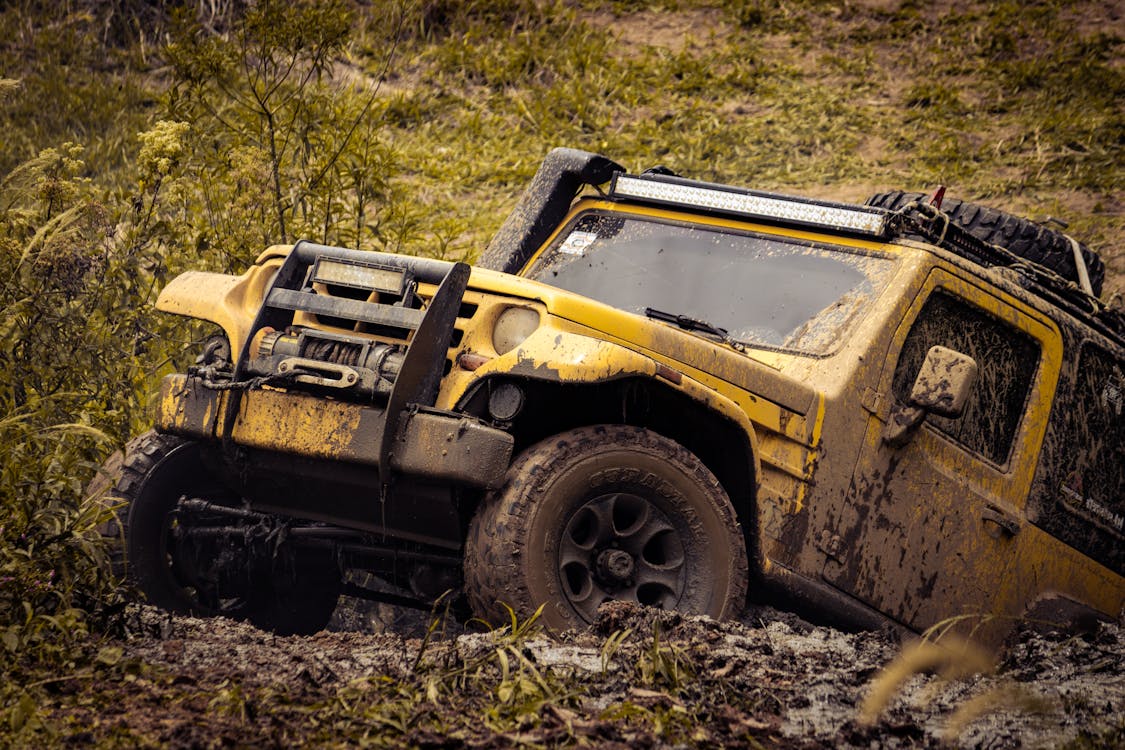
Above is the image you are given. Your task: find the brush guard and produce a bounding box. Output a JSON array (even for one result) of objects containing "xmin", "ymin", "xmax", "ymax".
[{"xmin": 155, "ymin": 241, "xmax": 514, "ymax": 489}]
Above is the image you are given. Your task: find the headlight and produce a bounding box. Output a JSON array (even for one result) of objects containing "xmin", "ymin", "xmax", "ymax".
[{"xmin": 492, "ymin": 307, "xmax": 540, "ymax": 355}]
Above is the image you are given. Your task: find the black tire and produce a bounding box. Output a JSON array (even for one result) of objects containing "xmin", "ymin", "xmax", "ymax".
[
  {"xmin": 87, "ymin": 446, "xmax": 128, "ymax": 579},
  {"xmin": 464, "ymin": 425, "xmax": 748, "ymax": 630},
  {"xmin": 866, "ymin": 191, "xmax": 1105, "ymax": 297},
  {"xmin": 112, "ymin": 430, "xmax": 340, "ymax": 635}
]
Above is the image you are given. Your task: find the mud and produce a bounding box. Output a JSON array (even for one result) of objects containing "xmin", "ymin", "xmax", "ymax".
[{"xmin": 43, "ymin": 597, "xmax": 1123, "ymax": 748}]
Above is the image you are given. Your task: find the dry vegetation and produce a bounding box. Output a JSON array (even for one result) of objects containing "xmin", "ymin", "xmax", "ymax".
[
  {"xmin": 13, "ymin": 600, "xmax": 1125, "ymax": 748},
  {"xmin": 0, "ymin": 0, "xmax": 1121, "ymax": 747}
]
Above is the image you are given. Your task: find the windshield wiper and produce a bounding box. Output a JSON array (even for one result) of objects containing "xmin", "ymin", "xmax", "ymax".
[{"xmin": 644, "ymin": 307, "xmax": 746, "ymax": 352}]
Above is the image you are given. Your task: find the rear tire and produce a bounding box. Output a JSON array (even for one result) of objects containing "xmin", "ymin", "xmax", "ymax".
[
  {"xmin": 866, "ymin": 190, "xmax": 1104, "ymax": 297},
  {"xmin": 111, "ymin": 430, "xmax": 340, "ymax": 635},
  {"xmin": 464, "ymin": 425, "xmax": 748, "ymax": 630}
]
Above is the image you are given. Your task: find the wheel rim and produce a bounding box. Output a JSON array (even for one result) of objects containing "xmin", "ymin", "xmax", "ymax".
[{"xmin": 558, "ymin": 492, "xmax": 686, "ymax": 622}]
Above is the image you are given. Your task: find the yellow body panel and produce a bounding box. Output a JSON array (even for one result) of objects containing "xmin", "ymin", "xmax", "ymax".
[
  {"xmin": 156, "ymin": 254, "xmax": 285, "ymax": 357},
  {"xmin": 905, "ymin": 269, "xmax": 1063, "ymax": 499},
  {"xmin": 449, "ymin": 268, "xmax": 819, "ymax": 437},
  {"xmin": 822, "ymin": 263, "xmax": 1121, "ymax": 636},
  {"xmin": 149, "ymin": 199, "xmax": 1122, "ymax": 639}
]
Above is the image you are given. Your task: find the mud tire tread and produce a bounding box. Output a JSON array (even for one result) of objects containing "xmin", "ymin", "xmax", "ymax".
[
  {"xmin": 116, "ymin": 432, "xmax": 190, "ymax": 588},
  {"xmin": 112, "ymin": 431, "xmax": 208, "ymax": 613},
  {"xmin": 464, "ymin": 425, "xmax": 748, "ymax": 630}
]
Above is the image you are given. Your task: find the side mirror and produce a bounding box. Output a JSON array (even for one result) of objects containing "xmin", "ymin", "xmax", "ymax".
[{"xmin": 883, "ymin": 346, "xmax": 978, "ymax": 446}]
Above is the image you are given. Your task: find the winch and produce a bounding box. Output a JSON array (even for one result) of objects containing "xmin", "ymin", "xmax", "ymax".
[{"xmin": 245, "ymin": 326, "xmax": 405, "ymax": 400}]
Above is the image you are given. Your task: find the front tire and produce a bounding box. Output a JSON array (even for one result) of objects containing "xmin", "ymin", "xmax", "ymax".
[
  {"xmin": 112, "ymin": 430, "xmax": 340, "ymax": 635},
  {"xmin": 464, "ymin": 425, "xmax": 748, "ymax": 630}
]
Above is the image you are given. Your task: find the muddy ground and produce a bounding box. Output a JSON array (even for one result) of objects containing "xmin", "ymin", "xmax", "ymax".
[{"xmin": 40, "ymin": 596, "xmax": 1123, "ymax": 748}]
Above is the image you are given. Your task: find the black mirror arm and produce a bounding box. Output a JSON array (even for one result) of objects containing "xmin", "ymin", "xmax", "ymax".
[{"xmin": 882, "ymin": 403, "xmax": 927, "ymax": 447}]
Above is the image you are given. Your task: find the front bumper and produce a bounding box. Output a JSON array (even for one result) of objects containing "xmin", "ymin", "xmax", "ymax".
[{"xmin": 156, "ymin": 373, "xmax": 514, "ymax": 489}]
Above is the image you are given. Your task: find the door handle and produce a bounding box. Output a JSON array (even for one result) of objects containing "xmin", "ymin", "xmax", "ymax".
[{"xmin": 982, "ymin": 505, "xmax": 1021, "ymax": 538}]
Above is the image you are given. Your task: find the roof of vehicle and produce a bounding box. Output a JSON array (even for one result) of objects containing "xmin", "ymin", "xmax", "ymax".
[{"xmin": 599, "ymin": 171, "xmax": 1125, "ymax": 350}]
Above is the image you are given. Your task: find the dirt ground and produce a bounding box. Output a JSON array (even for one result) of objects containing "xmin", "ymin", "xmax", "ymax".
[{"xmin": 41, "ymin": 596, "xmax": 1123, "ymax": 748}]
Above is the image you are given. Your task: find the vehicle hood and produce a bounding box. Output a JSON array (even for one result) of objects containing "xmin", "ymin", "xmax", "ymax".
[{"xmin": 466, "ymin": 266, "xmax": 819, "ymax": 416}]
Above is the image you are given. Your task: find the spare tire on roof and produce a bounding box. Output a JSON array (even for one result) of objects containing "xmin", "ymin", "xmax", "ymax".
[{"xmin": 865, "ymin": 191, "xmax": 1105, "ymax": 298}]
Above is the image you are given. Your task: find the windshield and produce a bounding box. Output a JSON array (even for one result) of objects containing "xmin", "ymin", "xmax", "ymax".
[{"xmin": 525, "ymin": 211, "xmax": 896, "ymax": 355}]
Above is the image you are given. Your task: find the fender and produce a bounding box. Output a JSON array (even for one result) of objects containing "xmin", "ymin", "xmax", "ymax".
[
  {"xmin": 471, "ymin": 328, "xmax": 763, "ymax": 489},
  {"xmin": 155, "ymin": 247, "xmax": 290, "ymax": 356}
]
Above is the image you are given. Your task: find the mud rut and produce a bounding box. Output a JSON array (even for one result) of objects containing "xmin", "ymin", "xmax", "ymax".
[{"xmin": 47, "ymin": 596, "xmax": 1123, "ymax": 748}]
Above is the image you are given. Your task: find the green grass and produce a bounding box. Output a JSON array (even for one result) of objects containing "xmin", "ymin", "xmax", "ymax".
[
  {"xmin": 347, "ymin": 0, "xmax": 1122, "ymax": 286},
  {"xmin": 0, "ymin": 0, "xmax": 1120, "ymax": 741}
]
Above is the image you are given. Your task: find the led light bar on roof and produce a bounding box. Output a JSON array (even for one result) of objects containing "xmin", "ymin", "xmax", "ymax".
[{"xmin": 610, "ymin": 174, "xmax": 889, "ymax": 237}]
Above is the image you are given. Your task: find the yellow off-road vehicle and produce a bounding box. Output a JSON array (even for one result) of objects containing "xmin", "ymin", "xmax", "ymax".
[{"xmin": 106, "ymin": 149, "xmax": 1123, "ymax": 640}]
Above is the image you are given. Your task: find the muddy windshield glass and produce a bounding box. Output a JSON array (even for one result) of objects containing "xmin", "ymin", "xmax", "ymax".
[{"xmin": 526, "ymin": 211, "xmax": 896, "ymax": 355}]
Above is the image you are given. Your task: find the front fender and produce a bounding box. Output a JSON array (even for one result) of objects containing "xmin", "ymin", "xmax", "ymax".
[
  {"xmin": 477, "ymin": 329, "xmax": 762, "ymax": 482},
  {"xmin": 156, "ymin": 249, "xmax": 288, "ymax": 355}
]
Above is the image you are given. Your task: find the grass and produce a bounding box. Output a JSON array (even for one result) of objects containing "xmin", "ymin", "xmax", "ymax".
[
  {"xmin": 0, "ymin": 0, "xmax": 1120, "ymax": 744},
  {"xmin": 3, "ymin": 1, "xmax": 1119, "ymax": 283},
  {"xmin": 348, "ymin": 0, "xmax": 1121, "ymax": 296}
]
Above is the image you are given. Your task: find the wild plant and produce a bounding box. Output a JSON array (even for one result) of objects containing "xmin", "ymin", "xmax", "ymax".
[
  {"xmin": 859, "ymin": 617, "xmax": 1055, "ymax": 741},
  {"xmin": 161, "ymin": 0, "xmax": 413, "ymax": 267},
  {"xmin": 637, "ymin": 619, "xmax": 694, "ymax": 691}
]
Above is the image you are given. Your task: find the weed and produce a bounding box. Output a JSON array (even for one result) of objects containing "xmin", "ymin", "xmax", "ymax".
[
  {"xmin": 858, "ymin": 635, "xmax": 995, "ymax": 725},
  {"xmin": 600, "ymin": 696, "xmax": 696, "ymax": 743},
  {"xmin": 943, "ymin": 681, "xmax": 1054, "ymax": 741},
  {"xmin": 410, "ymin": 589, "xmax": 457, "ymax": 671},
  {"xmin": 860, "ymin": 620, "xmax": 1062, "ymax": 742},
  {"xmin": 600, "ymin": 627, "xmax": 633, "ymax": 673},
  {"xmin": 637, "ymin": 620, "xmax": 694, "ymax": 691},
  {"xmin": 208, "ymin": 679, "xmax": 251, "ymax": 723}
]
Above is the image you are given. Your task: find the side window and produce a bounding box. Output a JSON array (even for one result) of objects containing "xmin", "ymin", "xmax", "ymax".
[
  {"xmin": 891, "ymin": 290, "xmax": 1040, "ymax": 465},
  {"xmin": 1059, "ymin": 344, "xmax": 1124, "ymax": 533}
]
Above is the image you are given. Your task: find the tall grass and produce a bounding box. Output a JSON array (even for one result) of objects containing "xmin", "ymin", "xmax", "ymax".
[{"xmin": 0, "ymin": 0, "xmax": 1120, "ymax": 737}]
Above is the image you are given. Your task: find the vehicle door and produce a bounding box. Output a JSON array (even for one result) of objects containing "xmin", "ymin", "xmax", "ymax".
[
  {"xmin": 1027, "ymin": 340, "xmax": 1124, "ymax": 575},
  {"xmin": 822, "ymin": 269, "xmax": 1059, "ymax": 636}
]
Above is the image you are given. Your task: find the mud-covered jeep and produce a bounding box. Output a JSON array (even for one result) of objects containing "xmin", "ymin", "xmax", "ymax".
[{"xmin": 103, "ymin": 148, "xmax": 1123, "ymax": 640}]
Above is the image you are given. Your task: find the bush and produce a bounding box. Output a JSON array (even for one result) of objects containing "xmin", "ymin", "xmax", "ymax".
[
  {"xmin": 0, "ymin": 1, "xmax": 416, "ymax": 665},
  {"xmin": 0, "ymin": 130, "xmax": 196, "ymax": 666}
]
